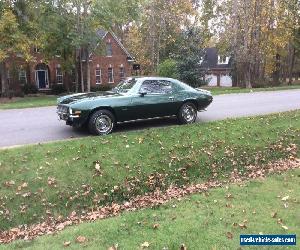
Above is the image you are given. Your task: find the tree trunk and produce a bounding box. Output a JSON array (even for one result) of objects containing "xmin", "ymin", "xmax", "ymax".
[
  {"xmin": 245, "ymin": 63, "xmax": 252, "ymax": 88},
  {"xmin": 64, "ymin": 71, "xmax": 70, "ymax": 93},
  {"xmin": 0, "ymin": 62, "xmax": 7, "ymax": 96},
  {"xmin": 86, "ymin": 51, "xmax": 91, "ymax": 92},
  {"xmin": 80, "ymin": 50, "xmax": 84, "ymax": 92},
  {"xmin": 288, "ymin": 46, "xmax": 296, "ymax": 85},
  {"xmin": 75, "ymin": 57, "xmax": 79, "ymax": 93}
]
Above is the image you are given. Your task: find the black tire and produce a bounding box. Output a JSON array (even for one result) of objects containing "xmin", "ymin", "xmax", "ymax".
[
  {"xmin": 177, "ymin": 102, "xmax": 197, "ymax": 124},
  {"xmin": 88, "ymin": 110, "xmax": 115, "ymax": 135}
]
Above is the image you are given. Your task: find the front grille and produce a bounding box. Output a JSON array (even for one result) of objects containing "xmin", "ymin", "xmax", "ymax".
[
  {"xmin": 57, "ymin": 105, "xmax": 69, "ymax": 114},
  {"xmin": 57, "ymin": 105, "xmax": 69, "ymax": 120}
]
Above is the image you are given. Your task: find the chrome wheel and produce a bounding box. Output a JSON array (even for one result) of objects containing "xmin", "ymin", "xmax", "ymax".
[
  {"xmin": 178, "ymin": 103, "xmax": 197, "ymax": 124},
  {"xmin": 95, "ymin": 114, "xmax": 113, "ymax": 134}
]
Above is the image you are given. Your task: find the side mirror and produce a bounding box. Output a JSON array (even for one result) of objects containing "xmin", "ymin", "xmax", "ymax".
[{"xmin": 139, "ymin": 91, "xmax": 147, "ymax": 97}]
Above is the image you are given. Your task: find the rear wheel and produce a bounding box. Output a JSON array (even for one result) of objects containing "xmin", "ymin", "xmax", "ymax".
[
  {"xmin": 88, "ymin": 110, "xmax": 115, "ymax": 135},
  {"xmin": 177, "ymin": 102, "xmax": 197, "ymax": 124}
]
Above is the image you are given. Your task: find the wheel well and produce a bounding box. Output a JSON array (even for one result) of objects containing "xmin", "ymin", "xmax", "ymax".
[
  {"xmin": 87, "ymin": 107, "xmax": 117, "ymax": 122},
  {"xmin": 183, "ymin": 100, "xmax": 198, "ymax": 110}
]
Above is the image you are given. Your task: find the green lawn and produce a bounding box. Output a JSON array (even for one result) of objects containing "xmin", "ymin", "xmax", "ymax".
[
  {"xmin": 0, "ymin": 111, "xmax": 299, "ymax": 232},
  {"xmin": 203, "ymin": 84, "xmax": 300, "ymax": 95},
  {"xmin": 3, "ymin": 168, "xmax": 299, "ymax": 249},
  {"xmin": 0, "ymin": 96, "xmax": 57, "ymax": 109}
]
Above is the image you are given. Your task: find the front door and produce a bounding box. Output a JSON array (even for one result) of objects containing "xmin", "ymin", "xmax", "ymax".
[
  {"xmin": 36, "ymin": 70, "xmax": 48, "ymax": 89},
  {"xmin": 130, "ymin": 80, "xmax": 177, "ymax": 120}
]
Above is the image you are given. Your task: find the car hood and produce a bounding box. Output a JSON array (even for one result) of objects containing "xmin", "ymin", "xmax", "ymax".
[
  {"xmin": 195, "ymin": 88, "xmax": 212, "ymax": 96},
  {"xmin": 57, "ymin": 91, "xmax": 122, "ymax": 105}
]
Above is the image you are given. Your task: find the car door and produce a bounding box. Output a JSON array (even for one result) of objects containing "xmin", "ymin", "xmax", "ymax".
[{"xmin": 130, "ymin": 79, "xmax": 178, "ymax": 120}]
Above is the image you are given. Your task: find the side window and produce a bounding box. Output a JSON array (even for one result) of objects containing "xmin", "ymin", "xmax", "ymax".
[
  {"xmin": 140, "ymin": 80, "xmax": 173, "ymax": 94},
  {"xmin": 159, "ymin": 80, "xmax": 173, "ymax": 94}
]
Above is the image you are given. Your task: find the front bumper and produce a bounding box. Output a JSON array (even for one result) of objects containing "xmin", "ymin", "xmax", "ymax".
[{"xmin": 57, "ymin": 105, "xmax": 84, "ymax": 127}]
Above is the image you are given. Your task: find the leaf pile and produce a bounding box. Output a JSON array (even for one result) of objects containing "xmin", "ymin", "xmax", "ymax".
[{"xmin": 0, "ymin": 158, "xmax": 299, "ymax": 244}]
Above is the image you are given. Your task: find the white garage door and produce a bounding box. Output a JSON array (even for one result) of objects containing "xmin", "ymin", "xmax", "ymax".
[
  {"xmin": 220, "ymin": 75, "xmax": 232, "ymax": 87},
  {"xmin": 206, "ymin": 74, "xmax": 218, "ymax": 86}
]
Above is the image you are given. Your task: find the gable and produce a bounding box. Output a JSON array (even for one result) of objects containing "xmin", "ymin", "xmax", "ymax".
[
  {"xmin": 90, "ymin": 29, "xmax": 133, "ymax": 61},
  {"xmin": 201, "ymin": 48, "xmax": 232, "ymax": 69}
]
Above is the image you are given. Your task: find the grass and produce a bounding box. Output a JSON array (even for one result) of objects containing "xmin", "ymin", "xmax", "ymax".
[
  {"xmin": 203, "ymin": 84, "xmax": 300, "ymax": 95},
  {"xmin": 0, "ymin": 84, "xmax": 300, "ymax": 110},
  {"xmin": 0, "ymin": 111, "xmax": 299, "ymax": 231},
  {"xmin": 2, "ymin": 168, "xmax": 299, "ymax": 249},
  {"xmin": 0, "ymin": 96, "xmax": 57, "ymax": 109}
]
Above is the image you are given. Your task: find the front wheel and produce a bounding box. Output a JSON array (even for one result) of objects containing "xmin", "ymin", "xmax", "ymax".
[
  {"xmin": 177, "ymin": 102, "xmax": 197, "ymax": 124},
  {"xmin": 88, "ymin": 110, "xmax": 115, "ymax": 135}
]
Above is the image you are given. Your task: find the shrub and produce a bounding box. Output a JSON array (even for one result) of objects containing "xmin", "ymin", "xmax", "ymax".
[
  {"xmin": 22, "ymin": 84, "xmax": 38, "ymax": 94},
  {"xmin": 90, "ymin": 85, "xmax": 112, "ymax": 92},
  {"xmin": 13, "ymin": 89, "xmax": 25, "ymax": 97},
  {"xmin": 52, "ymin": 84, "xmax": 67, "ymax": 95},
  {"xmin": 157, "ymin": 59, "xmax": 179, "ymax": 79},
  {"xmin": 1, "ymin": 89, "xmax": 24, "ymax": 98}
]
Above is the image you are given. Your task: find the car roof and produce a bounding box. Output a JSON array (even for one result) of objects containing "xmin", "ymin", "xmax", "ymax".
[{"xmin": 130, "ymin": 76, "xmax": 178, "ymax": 81}]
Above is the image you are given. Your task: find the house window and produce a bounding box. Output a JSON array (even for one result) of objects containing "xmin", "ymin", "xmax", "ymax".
[
  {"xmin": 106, "ymin": 43, "xmax": 113, "ymax": 56},
  {"xmin": 18, "ymin": 69, "xmax": 27, "ymax": 84},
  {"xmin": 95, "ymin": 67, "xmax": 102, "ymax": 84},
  {"xmin": 108, "ymin": 67, "xmax": 114, "ymax": 83},
  {"xmin": 218, "ymin": 55, "xmax": 229, "ymax": 64},
  {"xmin": 56, "ymin": 66, "xmax": 63, "ymax": 84},
  {"xmin": 119, "ymin": 66, "xmax": 125, "ymax": 80}
]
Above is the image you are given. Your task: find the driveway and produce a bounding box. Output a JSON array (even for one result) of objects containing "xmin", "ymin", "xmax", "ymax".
[{"xmin": 0, "ymin": 89, "xmax": 299, "ymax": 148}]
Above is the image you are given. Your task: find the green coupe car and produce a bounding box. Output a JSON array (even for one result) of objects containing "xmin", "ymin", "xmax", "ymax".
[{"xmin": 57, "ymin": 77, "xmax": 213, "ymax": 135}]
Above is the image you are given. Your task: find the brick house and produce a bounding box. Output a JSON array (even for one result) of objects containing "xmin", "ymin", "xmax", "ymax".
[{"xmin": 0, "ymin": 29, "xmax": 134, "ymax": 94}]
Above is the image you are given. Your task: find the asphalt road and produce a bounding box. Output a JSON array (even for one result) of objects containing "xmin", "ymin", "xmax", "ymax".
[{"xmin": 0, "ymin": 89, "xmax": 299, "ymax": 148}]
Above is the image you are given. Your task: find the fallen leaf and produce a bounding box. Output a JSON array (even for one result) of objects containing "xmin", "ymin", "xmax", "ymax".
[
  {"xmin": 239, "ymin": 223, "xmax": 247, "ymax": 229},
  {"xmin": 281, "ymin": 196, "xmax": 289, "ymax": 201},
  {"xmin": 271, "ymin": 212, "xmax": 277, "ymax": 218},
  {"xmin": 76, "ymin": 236, "xmax": 86, "ymax": 243},
  {"xmin": 141, "ymin": 241, "xmax": 150, "ymax": 248},
  {"xmin": 63, "ymin": 241, "xmax": 71, "ymax": 247},
  {"xmin": 225, "ymin": 193, "xmax": 233, "ymax": 199},
  {"xmin": 153, "ymin": 223, "xmax": 159, "ymax": 229},
  {"xmin": 95, "ymin": 163, "xmax": 101, "ymax": 171},
  {"xmin": 107, "ymin": 244, "xmax": 118, "ymax": 250},
  {"xmin": 47, "ymin": 177, "xmax": 57, "ymax": 186},
  {"xmin": 180, "ymin": 243, "xmax": 187, "ymax": 250},
  {"xmin": 17, "ymin": 182, "xmax": 28, "ymax": 191},
  {"xmin": 281, "ymin": 225, "xmax": 288, "ymax": 230},
  {"xmin": 4, "ymin": 180, "xmax": 15, "ymax": 187},
  {"xmin": 226, "ymin": 232, "xmax": 233, "ymax": 239}
]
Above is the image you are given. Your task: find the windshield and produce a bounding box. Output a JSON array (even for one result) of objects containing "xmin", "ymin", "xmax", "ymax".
[{"xmin": 112, "ymin": 78, "xmax": 137, "ymax": 93}]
